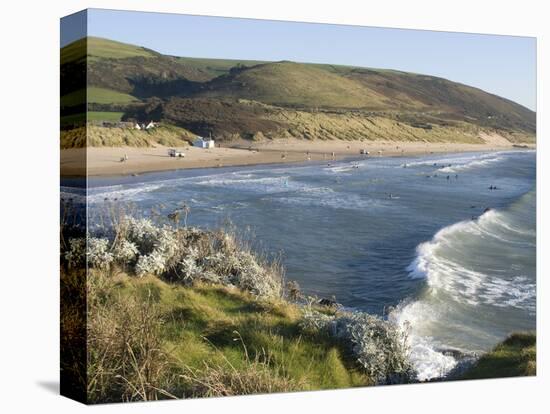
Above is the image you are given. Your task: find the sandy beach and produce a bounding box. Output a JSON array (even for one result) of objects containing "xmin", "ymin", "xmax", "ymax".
[{"xmin": 60, "ymin": 134, "xmax": 534, "ymax": 177}]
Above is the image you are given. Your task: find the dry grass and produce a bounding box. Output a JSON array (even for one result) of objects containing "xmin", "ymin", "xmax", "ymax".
[
  {"xmin": 87, "ymin": 271, "xmax": 178, "ymax": 403},
  {"xmin": 181, "ymin": 337, "xmax": 303, "ymax": 397},
  {"xmin": 60, "ymin": 124, "xmax": 195, "ymax": 149},
  {"xmin": 83, "ymin": 270, "xmax": 371, "ymax": 403},
  {"xmin": 60, "ymin": 267, "xmax": 87, "ymax": 401}
]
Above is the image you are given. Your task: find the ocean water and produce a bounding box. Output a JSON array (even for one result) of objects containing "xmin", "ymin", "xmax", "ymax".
[{"xmin": 67, "ymin": 149, "xmax": 536, "ymax": 381}]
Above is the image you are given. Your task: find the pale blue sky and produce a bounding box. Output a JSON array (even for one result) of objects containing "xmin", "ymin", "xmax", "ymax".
[{"xmin": 61, "ymin": 8, "xmax": 536, "ymax": 110}]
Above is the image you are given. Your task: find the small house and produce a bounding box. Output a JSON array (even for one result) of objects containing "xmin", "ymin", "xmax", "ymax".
[
  {"xmin": 193, "ymin": 136, "xmax": 215, "ymax": 149},
  {"xmin": 146, "ymin": 121, "xmax": 156, "ymax": 129},
  {"xmin": 134, "ymin": 123, "xmax": 141, "ymax": 130}
]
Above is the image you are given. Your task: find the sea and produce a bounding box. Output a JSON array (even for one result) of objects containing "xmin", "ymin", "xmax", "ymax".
[{"xmin": 63, "ymin": 149, "xmax": 536, "ymax": 381}]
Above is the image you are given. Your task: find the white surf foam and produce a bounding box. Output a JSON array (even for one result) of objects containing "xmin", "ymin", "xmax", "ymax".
[
  {"xmin": 393, "ymin": 206, "xmax": 535, "ymax": 380},
  {"xmin": 389, "ymin": 301, "xmax": 458, "ymax": 381},
  {"xmin": 60, "ymin": 186, "xmax": 87, "ymax": 204},
  {"xmin": 86, "ymin": 183, "xmax": 165, "ymax": 204},
  {"xmin": 406, "ymin": 210, "xmax": 535, "ymax": 308},
  {"xmin": 438, "ymin": 155, "xmax": 504, "ymax": 173},
  {"xmin": 195, "ymin": 173, "xmax": 313, "ymax": 194},
  {"xmin": 403, "ymin": 152, "xmax": 509, "ymax": 173}
]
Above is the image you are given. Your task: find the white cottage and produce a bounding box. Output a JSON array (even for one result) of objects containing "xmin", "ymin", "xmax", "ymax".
[
  {"xmin": 193, "ymin": 136, "xmax": 215, "ymax": 149},
  {"xmin": 145, "ymin": 121, "xmax": 156, "ymax": 129}
]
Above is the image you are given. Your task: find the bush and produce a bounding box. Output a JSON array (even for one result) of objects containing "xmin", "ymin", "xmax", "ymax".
[
  {"xmin": 63, "ymin": 216, "xmax": 283, "ymax": 299},
  {"xmin": 302, "ymin": 310, "xmax": 415, "ymax": 384},
  {"xmin": 87, "ymin": 238, "xmax": 114, "ymax": 270}
]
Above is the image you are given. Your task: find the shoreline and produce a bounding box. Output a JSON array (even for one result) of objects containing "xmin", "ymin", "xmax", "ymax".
[{"xmin": 61, "ymin": 137, "xmax": 536, "ymax": 178}]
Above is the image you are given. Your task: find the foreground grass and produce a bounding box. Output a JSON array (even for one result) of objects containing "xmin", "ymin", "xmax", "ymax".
[
  {"xmin": 461, "ymin": 333, "xmax": 536, "ymax": 380},
  {"xmin": 99, "ymin": 273, "xmax": 371, "ymax": 399}
]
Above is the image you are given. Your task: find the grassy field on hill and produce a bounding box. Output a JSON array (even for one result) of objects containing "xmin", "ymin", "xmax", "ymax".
[
  {"xmin": 61, "ymin": 88, "xmax": 138, "ymax": 107},
  {"xmin": 87, "ymin": 111, "xmax": 125, "ymax": 122},
  {"xmin": 461, "ymin": 333, "xmax": 536, "ymax": 379},
  {"xmin": 177, "ymin": 57, "xmax": 267, "ymax": 80},
  {"xmin": 88, "ymin": 88, "xmax": 138, "ymax": 104},
  {"xmin": 87, "ymin": 36, "xmax": 158, "ymax": 60},
  {"xmin": 60, "ymin": 37, "xmax": 87, "ymax": 65},
  {"xmin": 199, "ymin": 61, "xmax": 389, "ymax": 109}
]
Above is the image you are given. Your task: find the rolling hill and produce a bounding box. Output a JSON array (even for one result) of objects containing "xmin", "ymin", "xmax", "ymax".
[{"xmin": 60, "ymin": 37, "xmax": 536, "ymax": 142}]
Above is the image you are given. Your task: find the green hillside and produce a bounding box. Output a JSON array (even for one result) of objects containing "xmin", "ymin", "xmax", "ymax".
[
  {"xmin": 61, "ymin": 87, "xmax": 138, "ymax": 107},
  {"xmin": 198, "ymin": 61, "xmax": 389, "ymax": 109},
  {"xmin": 60, "ymin": 37, "xmax": 87, "ymax": 65},
  {"xmin": 60, "ymin": 37, "xmax": 536, "ymax": 142},
  {"xmin": 87, "ymin": 36, "xmax": 158, "ymax": 60},
  {"xmin": 176, "ymin": 56, "xmax": 267, "ymax": 80}
]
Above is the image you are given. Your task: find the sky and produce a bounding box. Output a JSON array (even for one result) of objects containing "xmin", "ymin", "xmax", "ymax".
[{"xmin": 61, "ymin": 8, "xmax": 536, "ymax": 110}]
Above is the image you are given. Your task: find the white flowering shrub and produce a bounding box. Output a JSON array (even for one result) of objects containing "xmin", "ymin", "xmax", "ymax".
[
  {"xmin": 62, "ymin": 216, "xmax": 283, "ymax": 299},
  {"xmin": 113, "ymin": 240, "xmax": 139, "ymax": 265},
  {"xmin": 154, "ymin": 226, "xmax": 179, "ymax": 258},
  {"xmin": 65, "ymin": 237, "xmax": 86, "ymax": 268},
  {"xmin": 202, "ymin": 252, "xmax": 228, "ymax": 273},
  {"xmin": 302, "ymin": 310, "xmax": 414, "ymax": 384},
  {"xmin": 228, "ymin": 252, "xmax": 282, "ymax": 298},
  {"xmin": 135, "ymin": 251, "xmax": 167, "ymax": 277},
  {"xmin": 333, "ymin": 313, "xmax": 414, "ymax": 384},
  {"xmin": 300, "ymin": 310, "xmax": 335, "ymax": 331},
  {"xmin": 212, "ymin": 232, "xmax": 237, "ymax": 254},
  {"xmin": 87, "ymin": 238, "xmax": 114, "ymax": 270},
  {"xmin": 178, "ymin": 256, "xmax": 203, "ymax": 284},
  {"xmin": 124, "ymin": 217, "xmax": 160, "ymax": 254}
]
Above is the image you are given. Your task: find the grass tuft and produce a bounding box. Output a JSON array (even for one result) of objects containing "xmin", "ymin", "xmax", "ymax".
[{"xmin": 461, "ymin": 332, "xmax": 536, "ymax": 379}]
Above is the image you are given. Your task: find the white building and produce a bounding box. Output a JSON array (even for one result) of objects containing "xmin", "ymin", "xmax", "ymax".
[
  {"xmin": 145, "ymin": 121, "xmax": 156, "ymax": 129},
  {"xmin": 134, "ymin": 123, "xmax": 141, "ymax": 130},
  {"xmin": 193, "ymin": 136, "xmax": 215, "ymax": 149}
]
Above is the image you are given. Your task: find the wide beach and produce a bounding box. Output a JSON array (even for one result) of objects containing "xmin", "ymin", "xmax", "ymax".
[{"xmin": 61, "ymin": 133, "xmax": 533, "ymax": 177}]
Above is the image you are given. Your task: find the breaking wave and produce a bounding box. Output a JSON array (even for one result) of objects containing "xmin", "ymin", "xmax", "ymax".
[
  {"xmin": 437, "ymin": 155, "xmax": 504, "ymax": 173},
  {"xmin": 391, "ymin": 192, "xmax": 536, "ymax": 381},
  {"xmin": 402, "ymin": 151, "xmax": 516, "ymax": 173}
]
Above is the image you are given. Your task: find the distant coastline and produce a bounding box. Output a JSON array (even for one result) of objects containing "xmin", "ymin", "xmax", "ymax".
[{"xmin": 60, "ymin": 136, "xmax": 535, "ymax": 177}]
